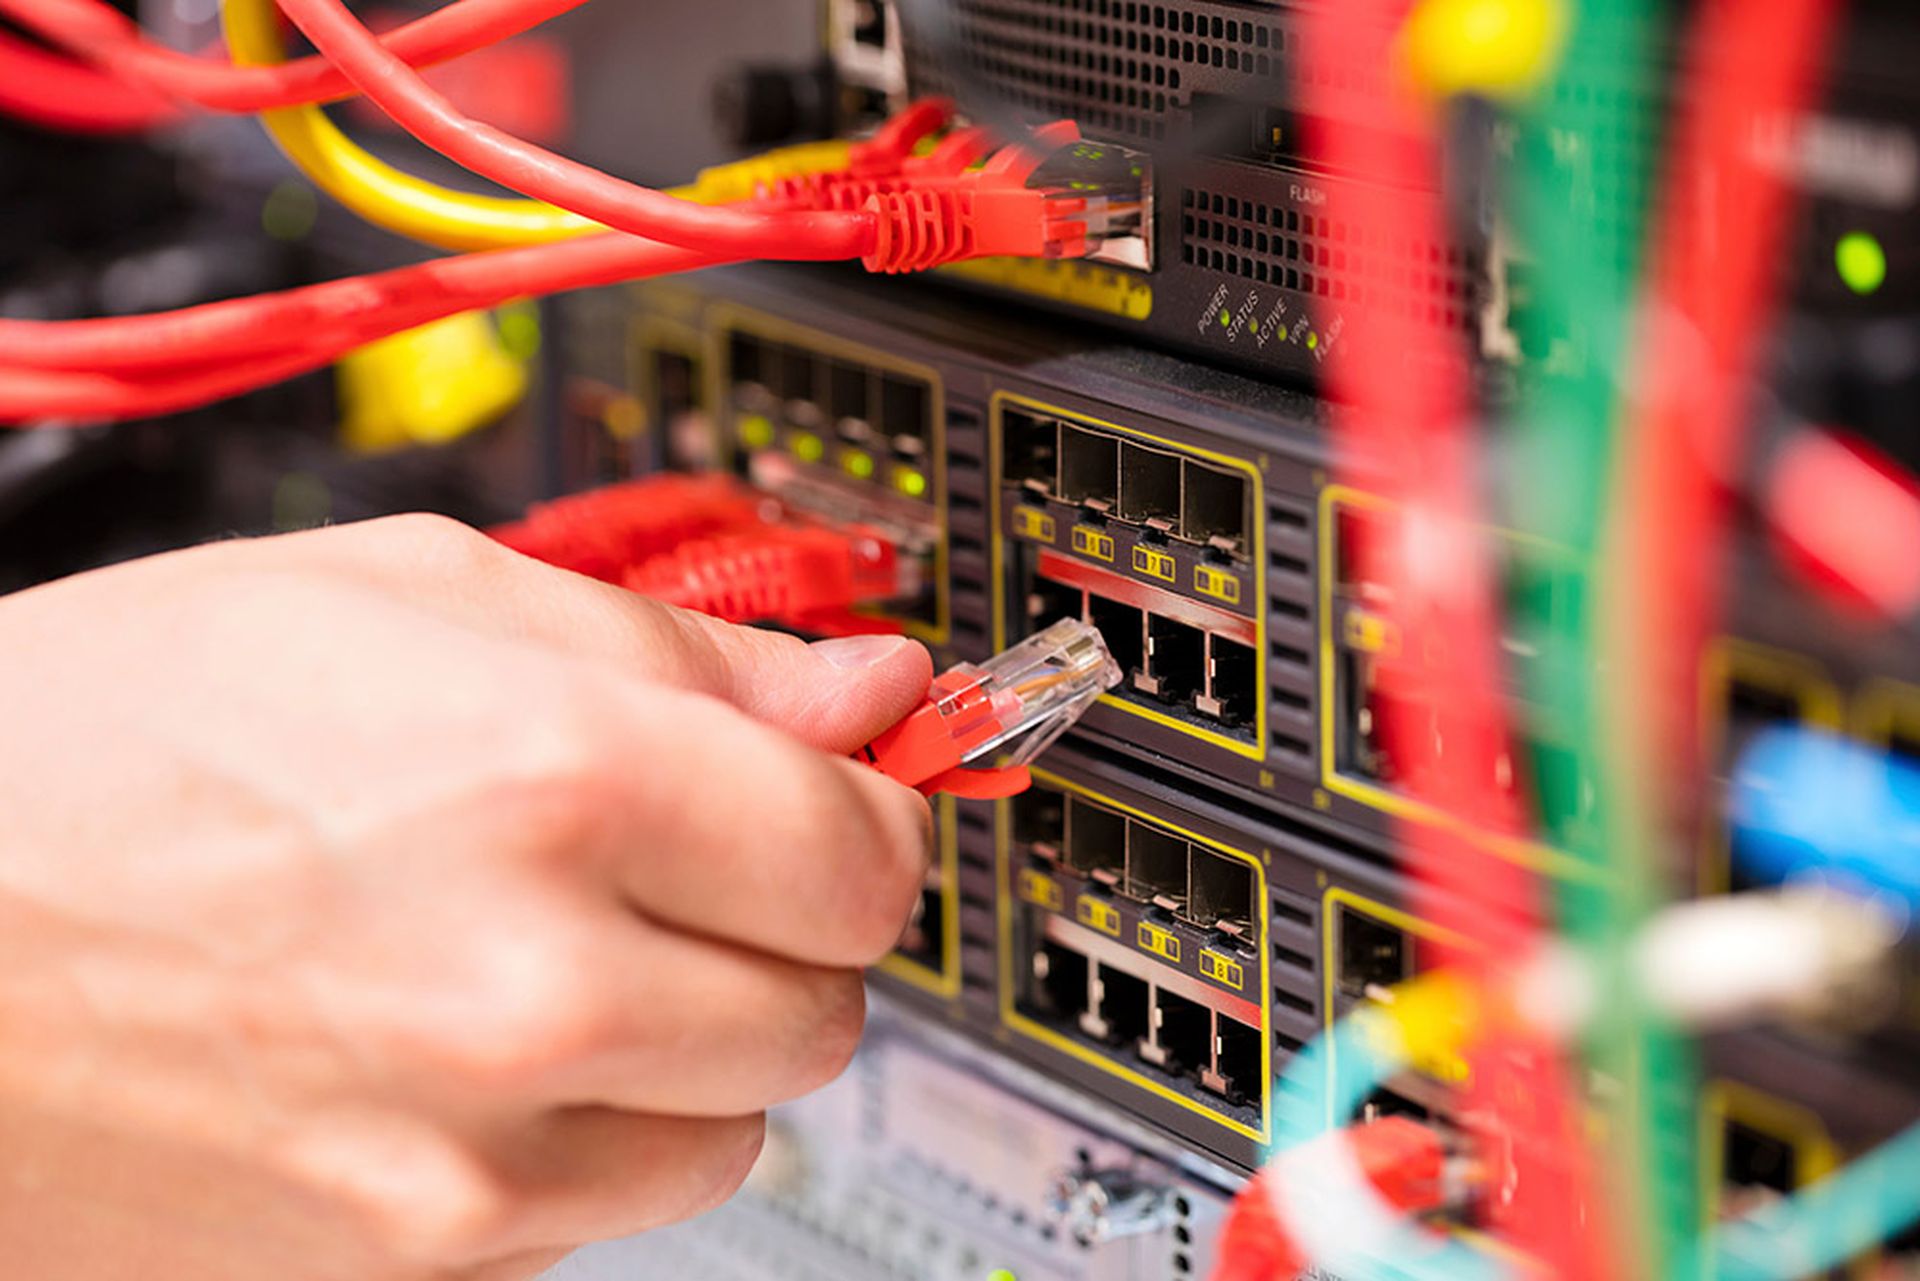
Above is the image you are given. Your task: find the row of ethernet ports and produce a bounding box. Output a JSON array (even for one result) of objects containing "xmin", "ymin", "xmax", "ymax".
[
  {"xmin": 1014, "ymin": 787, "xmax": 1255, "ymax": 937},
  {"xmin": 727, "ymin": 330, "xmax": 932, "ymax": 461},
  {"xmin": 1028, "ymin": 937, "xmax": 1264, "ymax": 1107},
  {"xmin": 1030, "ymin": 575, "xmax": 1259, "ymax": 735},
  {"xmin": 1003, "ymin": 409, "xmax": 1251, "ymax": 558}
]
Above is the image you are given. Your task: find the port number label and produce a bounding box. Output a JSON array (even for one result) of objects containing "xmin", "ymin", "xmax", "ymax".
[
  {"xmin": 1018, "ymin": 868, "xmax": 1063, "ymax": 912},
  {"xmin": 1200, "ymin": 950, "xmax": 1245, "ymax": 990},
  {"xmin": 1076, "ymin": 895, "xmax": 1122, "ymax": 936},
  {"xmin": 1194, "ymin": 564, "xmax": 1241, "ymax": 604},
  {"xmin": 1137, "ymin": 921, "xmax": 1181, "ymax": 963},
  {"xmin": 1132, "ymin": 546, "xmax": 1176, "ymax": 582},
  {"xmin": 1013, "ymin": 506, "xmax": 1057, "ymax": 544},
  {"xmin": 1071, "ymin": 526, "xmax": 1115, "ymax": 562}
]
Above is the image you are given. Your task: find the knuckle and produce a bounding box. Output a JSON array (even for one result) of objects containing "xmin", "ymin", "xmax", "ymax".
[
  {"xmin": 427, "ymin": 935, "xmax": 615, "ymax": 1090},
  {"xmin": 682, "ymin": 1114, "xmax": 766, "ymax": 1220},
  {"xmin": 364, "ymin": 512, "xmax": 499, "ymax": 575},
  {"xmin": 794, "ymin": 973, "xmax": 866, "ymax": 1093}
]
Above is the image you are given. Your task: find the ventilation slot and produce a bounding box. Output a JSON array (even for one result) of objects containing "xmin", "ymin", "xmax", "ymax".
[
  {"xmin": 956, "ymin": 800, "xmax": 999, "ymax": 1008},
  {"xmin": 1180, "ymin": 187, "xmax": 1478, "ymax": 334},
  {"xmin": 1271, "ymin": 915, "xmax": 1319, "ymax": 1044}
]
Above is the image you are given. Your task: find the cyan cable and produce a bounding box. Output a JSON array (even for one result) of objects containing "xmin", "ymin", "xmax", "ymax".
[{"xmin": 1709, "ymin": 1120, "xmax": 1920, "ymax": 1280}]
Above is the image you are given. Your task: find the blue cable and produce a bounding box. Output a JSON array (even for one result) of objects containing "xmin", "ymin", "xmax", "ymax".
[{"xmin": 1730, "ymin": 726, "xmax": 1920, "ymax": 914}]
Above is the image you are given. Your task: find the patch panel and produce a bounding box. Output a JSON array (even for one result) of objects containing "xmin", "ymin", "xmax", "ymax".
[{"xmin": 1003, "ymin": 769, "xmax": 1271, "ymax": 1163}]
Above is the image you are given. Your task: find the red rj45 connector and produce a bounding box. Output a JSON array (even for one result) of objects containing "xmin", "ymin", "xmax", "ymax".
[
  {"xmin": 857, "ymin": 617, "xmax": 1120, "ymax": 799},
  {"xmin": 491, "ymin": 473, "xmax": 769, "ymax": 583},
  {"xmin": 623, "ymin": 521, "xmax": 912, "ymax": 629}
]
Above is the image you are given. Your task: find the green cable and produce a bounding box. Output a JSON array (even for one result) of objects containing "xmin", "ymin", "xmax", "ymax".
[{"xmin": 1502, "ymin": 3, "xmax": 1699, "ymax": 1276}]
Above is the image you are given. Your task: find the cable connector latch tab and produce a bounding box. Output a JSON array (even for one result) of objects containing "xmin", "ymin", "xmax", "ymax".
[{"xmin": 857, "ymin": 617, "xmax": 1121, "ymax": 798}]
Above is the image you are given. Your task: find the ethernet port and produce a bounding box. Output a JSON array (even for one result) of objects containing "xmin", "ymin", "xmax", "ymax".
[
  {"xmin": 1012, "ymin": 787, "xmax": 1066, "ymax": 860},
  {"xmin": 1337, "ymin": 906, "xmax": 1410, "ymax": 999},
  {"xmin": 1142, "ymin": 614, "xmax": 1205, "ymax": 702},
  {"xmin": 1181, "ymin": 461, "xmax": 1248, "ymax": 555},
  {"xmin": 1029, "ymin": 576, "xmax": 1086, "ymax": 631},
  {"xmin": 1088, "ymin": 962, "xmax": 1150, "ymax": 1046},
  {"xmin": 1064, "ymin": 796, "xmax": 1125, "ymax": 882},
  {"xmin": 1202, "ymin": 635, "xmax": 1258, "ymax": 726},
  {"xmin": 1034, "ymin": 940, "xmax": 1090, "ymax": 1022},
  {"xmin": 1189, "ymin": 847, "xmax": 1253, "ymax": 934},
  {"xmin": 727, "ymin": 331, "xmax": 767, "ymax": 392},
  {"xmin": 1722, "ymin": 679, "xmax": 1804, "ymax": 890},
  {"xmin": 774, "ymin": 344, "xmax": 820, "ymax": 425},
  {"xmin": 880, "ymin": 375, "xmax": 929, "ymax": 453},
  {"xmin": 1118, "ymin": 442, "xmax": 1182, "ymax": 528},
  {"xmin": 850, "ymin": 0, "xmax": 889, "ymax": 48},
  {"xmin": 897, "ymin": 874, "xmax": 942, "ymax": 966},
  {"xmin": 829, "ymin": 361, "xmax": 872, "ymax": 441},
  {"xmin": 651, "ymin": 348, "xmax": 710, "ymax": 471},
  {"xmin": 1059, "ymin": 425, "xmax": 1119, "ymax": 509},
  {"xmin": 1087, "ymin": 593, "xmax": 1145, "ymax": 678},
  {"xmin": 1213, "ymin": 1015, "xmax": 1263, "ymax": 1103},
  {"xmin": 1144, "ymin": 987, "xmax": 1212, "ymax": 1075},
  {"xmin": 1124, "ymin": 822, "xmax": 1189, "ymax": 909},
  {"xmin": 1723, "ymin": 1121, "xmax": 1796, "ymax": 1198},
  {"xmin": 1003, "ymin": 409, "xmax": 1059, "ymax": 494}
]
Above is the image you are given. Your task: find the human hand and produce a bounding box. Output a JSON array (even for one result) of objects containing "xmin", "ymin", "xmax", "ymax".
[{"xmin": 0, "ymin": 514, "xmax": 934, "ymax": 1281}]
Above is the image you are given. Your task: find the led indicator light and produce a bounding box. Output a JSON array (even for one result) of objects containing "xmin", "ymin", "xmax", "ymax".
[
  {"xmin": 1218, "ymin": 309, "xmax": 1231, "ymax": 327},
  {"xmin": 988, "ymin": 1270, "xmax": 1019, "ymax": 1281},
  {"xmin": 1836, "ymin": 231, "xmax": 1887, "ymax": 295},
  {"xmin": 1306, "ymin": 331, "xmax": 1319, "ymax": 350},
  {"xmin": 842, "ymin": 449, "xmax": 876, "ymax": 479},
  {"xmin": 792, "ymin": 430, "xmax": 824, "ymax": 462},
  {"xmin": 895, "ymin": 466, "xmax": 929, "ymax": 497},
  {"xmin": 738, "ymin": 413, "xmax": 775, "ymax": 450}
]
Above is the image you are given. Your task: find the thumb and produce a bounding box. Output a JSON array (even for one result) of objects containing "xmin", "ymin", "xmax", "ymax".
[{"xmin": 646, "ymin": 609, "xmax": 935, "ymax": 754}]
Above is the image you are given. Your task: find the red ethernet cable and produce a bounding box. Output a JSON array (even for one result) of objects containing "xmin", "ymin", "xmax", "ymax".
[
  {"xmin": 268, "ymin": 0, "xmax": 876, "ymax": 261},
  {"xmin": 624, "ymin": 523, "xmax": 908, "ymax": 626},
  {"xmin": 0, "ymin": 30, "xmax": 177, "ymax": 133},
  {"xmin": 0, "ymin": 238, "xmax": 735, "ymax": 422},
  {"xmin": 492, "ymin": 474, "xmax": 769, "ymax": 584},
  {"xmin": 1257, "ymin": 5, "xmax": 1611, "ymax": 1280},
  {"xmin": 1616, "ymin": 0, "xmax": 1841, "ymax": 784},
  {"xmin": 0, "ymin": 0, "xmax": 589, "ymax": 114}
]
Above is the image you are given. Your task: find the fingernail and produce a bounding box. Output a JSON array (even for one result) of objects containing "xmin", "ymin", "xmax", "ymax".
[{"xmin": 811, "ymin": 634, "xmax": 913, "ymax": 669}]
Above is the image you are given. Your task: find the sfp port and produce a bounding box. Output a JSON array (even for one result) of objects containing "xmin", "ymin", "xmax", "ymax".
[
  {"xmin": 1189, "ymin": 847, "xmax": 1254, "ymax": 935},
  {"xmin": 1004, "ymin": 409, "xmax": 1059, "ymax": 496},
  {"xmin": 1065, "ymin": 795, "xmax": 1125, "ymax": 883},
  {"xmin": 1119, "ymin": 441, "xmax": 1181, "ymax": 528},
  {"xmin": 1012, "ymin": 787, "xmax": 1066, "ymax": 862},
  {"xmin": 1059, "ymin": 424, "xmax": 1119, "ymax": 510},
  {"xmin": 1124, "ymin": 822, "xmax": 1188, "ymax": 910},
  {"xmin": 1336, "ymin": 905, "xmax": 1411, "ymax": 999},
  {"xmin": 1181, "ymin": 461, "xmax": 1248, "ymax": 556}
]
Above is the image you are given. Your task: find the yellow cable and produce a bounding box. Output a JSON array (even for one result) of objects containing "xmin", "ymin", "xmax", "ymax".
[{"xmin": 220, "ymin": 0, "xmax": 855, "ymax": 250}]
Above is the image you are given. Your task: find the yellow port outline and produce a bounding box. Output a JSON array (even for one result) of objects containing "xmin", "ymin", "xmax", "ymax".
[
  {"xmin": 1314, "ymin": 484, "xmax": 1596, "ymax": 882},
  {"xmin": 996, "ymin": 768, "xmax": 1273, "ymax": 1145},
  {"xmin": 989, "ymin": 391, "xmax": 1268, "ymax": 761},
  {"xmin": 876, "ymin": 795, "xmax": 964, "ymax": 1000},
  {"xmin": 705, "ymin": 301, "xmax": 951, "ymax": 647}
]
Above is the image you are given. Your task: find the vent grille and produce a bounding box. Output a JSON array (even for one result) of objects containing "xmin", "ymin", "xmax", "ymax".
[
  {"xmin": 901, "ymin": 1, "xmax": 1320, "ymax": 143},
  {"xmin": 955, "ymin": 800, "xmax": 999, "ymax": 1015},
  {"xmin": 946, "ymin": 405, "xmax": 993, "ymax": 656},
  {"xmin": 1270, "ymin": 886, "xmax": 1320, "ymax": 1048},
  {"xmin": 1182, "ymin": 187, "xmax": 1477, "ymax": 331},
  {"xmin": 1266, "ymin": 498, "xmax": 1315, "ymax": 773}
]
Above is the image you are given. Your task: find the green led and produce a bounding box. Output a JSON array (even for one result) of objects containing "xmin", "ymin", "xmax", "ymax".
[
  {"xmin": 987, "ymin": 1271, "xmax": 1018, "ymax": 1281},
  {"xmin": 495, "ymin": 302, "xmax": 542, "ymax": 360},
  {"xmin": 261, "ymin": 179, "xmax": 317, "ymax": 242},
  {"xmin": 792, "ymin": 430, "xmax": 824, "ymax": 462},
  {"xmin": 1218, "ymin": 309, "xmax": 1231, "ymax": 327},
  {"xmin": 738, "ymin": 413, "xmax": 775, "ymax": 450},
  {"xmin": 1836, "ymin": 231, "xmax": 1887, "ymax": 295},
  {"xmin": 894, "ymin": 466, "xmax": 928, "ymax": 498},
  {"xmin": 1306, "ymin": 331, "xmax": 1319, "ymax": 350},
  {"xmin": 841, "ymin": 449, "xmax": 876, "ymax": 479},
  {"xmin": 1248, "ymin": 317, "xmax": 1260, "ymax": 334}
]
